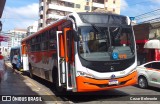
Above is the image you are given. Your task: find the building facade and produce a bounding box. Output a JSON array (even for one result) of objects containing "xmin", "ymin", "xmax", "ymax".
[
  {"xmin": 7, "ymin": 29, "xmax": 27, "ymax": 49},
  {"xmin": 133, "ymin": 22, "xmax": 160, "ymax": 65},
  {"xmin": 27, "ymin": 21, "xmax": 38, "ymax": 36},
  {"xmin": 39, "ymin": 0, "xmax": 121, "ymax": 29},
  {"xmin": 0, "ymin": 0, "xmax": 6, "ymax": 31}
]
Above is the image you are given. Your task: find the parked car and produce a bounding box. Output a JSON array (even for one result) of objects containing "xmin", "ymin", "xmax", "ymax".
[{"xmin": 136, "ymin": 61, "xmax": 160, "ymax": 89}]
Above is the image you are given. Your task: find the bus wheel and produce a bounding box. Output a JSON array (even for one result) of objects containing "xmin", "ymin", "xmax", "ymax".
[
  {"xmin": 138, "ymin": 76, "xmax": 148, "ymax": 89},
  {"xmin": 29, "ymin": 64, "xmax": 34, "ymax": 78}
]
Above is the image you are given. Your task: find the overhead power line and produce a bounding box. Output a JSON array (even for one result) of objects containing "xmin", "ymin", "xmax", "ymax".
[{"xmin": 135, "ymin": 9, "xmax": 160, "ymax": 20}]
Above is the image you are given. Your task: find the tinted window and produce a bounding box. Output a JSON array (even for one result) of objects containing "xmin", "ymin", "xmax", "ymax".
[
  {"xmin": 49, "ymin": 28, "xmax": 57, "ymax": 50},
  {"xmin": 78, "ymin": 13, "xmax": 127, "ymax": 25}
]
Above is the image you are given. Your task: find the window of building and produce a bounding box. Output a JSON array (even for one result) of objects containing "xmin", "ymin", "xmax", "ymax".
[
  {"xmin": 85, "ymin": 6, "xmax": 90, "ymax": 11},
  {"xmin": 113, "ymin": 8, "xmax": 115, "ymax": 12},
  {"xmin": 39, "ymin": 23, "xmax": 43, "ymax": 28},
  {"xmin": 76, "ymin": 4, "xmax": 80, "ymax": 8},
  {"xmin": 93, "ymin": 0, "xmax": 104, "ymax": 4},
  {"xmin": 113, "ymin": 0, "xmax": 116, "ymax": 4},
  {"xmin": 92, "ymin": 7, "xmax": 98, "ymax": 11},
  {"xmin": 93, "ymin": 0, "xmax": 97, "ymax": 2},
  {"xmin": 40, "ymin": 15, "xmax": 43, "ymax": 19},
  {"xmin": 39, "ymin": 6, "xmax": 43, "ymax": 11},
  {"xmin": 86, "ymin": 2, "xmax": 89, "ymax": 5}
]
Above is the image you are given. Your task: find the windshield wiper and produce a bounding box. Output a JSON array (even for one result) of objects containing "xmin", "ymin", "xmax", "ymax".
[
  {"xmin": 91, "ymin": 24, "xmax": 102, "ymax": 33},
  {"xmin": 115, "ymin": 26, "xmax": 122, "ymax": 40},
  {"xmin": 81, "ymin": 18, "xmax": 102, "ymax": 33}
]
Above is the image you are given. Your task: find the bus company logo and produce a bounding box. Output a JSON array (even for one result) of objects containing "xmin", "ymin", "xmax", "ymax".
[
  {"xmin": 110, "ymin": 66, "xmax": 114, "ymax": 71},
  {"xmin": 111, "ymin": 74, "xmax": 116, "ymax": 79}
]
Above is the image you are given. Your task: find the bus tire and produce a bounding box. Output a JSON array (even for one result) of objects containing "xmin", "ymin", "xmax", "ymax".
[{"xmin": 29, "ymin": 64, "xmax": 34, "ymax": 78}]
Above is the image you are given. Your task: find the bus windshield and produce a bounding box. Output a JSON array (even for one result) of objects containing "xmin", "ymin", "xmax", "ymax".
[{"xmin": 78, "ymin": 26, "xmax": 135, "ymax": 61}]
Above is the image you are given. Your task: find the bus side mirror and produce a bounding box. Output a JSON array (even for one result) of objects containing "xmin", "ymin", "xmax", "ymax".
[
  {"xmin": 69, "ymin": 30, "xmax": 79, "ymax": 41},
  {"xmin": 66, "ymin": 30, "xmax": 74, "ymax": 61}
]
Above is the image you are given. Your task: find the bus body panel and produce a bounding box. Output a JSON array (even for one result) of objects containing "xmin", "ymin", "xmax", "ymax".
[
  {"xmin": 76, "ymin": 71, "xmax": 137, "ymax": 92},
  {"xmin": 28, "ymin": 50, "xmax": 57, "ymax": 81}
]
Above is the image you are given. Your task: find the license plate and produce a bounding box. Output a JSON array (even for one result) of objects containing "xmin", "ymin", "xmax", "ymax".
[{"xmin": 108, "ymin": 80, "xmax": 119, "ymax": 85}]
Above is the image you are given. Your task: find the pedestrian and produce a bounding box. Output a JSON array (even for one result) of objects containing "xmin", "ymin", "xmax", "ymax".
[
  {"xmin": 12, "ymin": 52, "xmax": 19, "ymax": 73},
  {"xmin": 0, "ymin": 52, "xmax": 5, "ymax": 83}
]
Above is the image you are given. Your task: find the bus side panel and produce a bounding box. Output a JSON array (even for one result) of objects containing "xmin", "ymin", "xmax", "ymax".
[
  {"xmin": 28, "ymin": 52, "xmax": 42, "ymax": 77},
  {"xmin": 28, "ymin": 50, "xmax": 57, "ymax": 82}
]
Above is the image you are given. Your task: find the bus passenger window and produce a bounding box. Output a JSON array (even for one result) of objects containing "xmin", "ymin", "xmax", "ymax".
[
  {"xmin": 41, "ymin": 42, "xmax": 48, "ymax": 50},
  {"xmin": 49, "ymin": 28, "xmax": 57, "ymax": 50}
]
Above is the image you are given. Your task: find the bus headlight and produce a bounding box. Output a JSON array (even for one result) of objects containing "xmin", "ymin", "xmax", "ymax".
[{"xmin": 77, "ymin": 71, "xmax": 94, "ymax": 78}]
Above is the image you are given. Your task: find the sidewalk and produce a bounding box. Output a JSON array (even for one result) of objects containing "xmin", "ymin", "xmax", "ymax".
[
  {"xmin": 0, "ymin": 61, "xmax": 36, "ymax": 95},
  {"xmin": 0, "ymin": 58, "xmax": 5, "ymax": 83},
  {"xmin": 0, "ymin": 61, "xmax": 47, "ymax": 104}
]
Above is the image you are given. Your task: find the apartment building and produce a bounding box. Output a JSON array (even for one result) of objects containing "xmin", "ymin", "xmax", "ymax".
[
  {"xmin": 0, "ymin": 0, "xmax": 6, "ymax": 31},
  {"xmin": 7, "ymin": 29, "xmax": 27, "ymax": 49},
  {"xmin": 27, "ymin": 21, "xmax": 38, "ymax": 36},
  {"xmin": 39, "ymin": 0, "xmax": 121, "ymax": 29}
]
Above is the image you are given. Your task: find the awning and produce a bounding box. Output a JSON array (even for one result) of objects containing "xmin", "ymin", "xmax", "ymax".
[
  {"xmin": 0, "ymin": 35, "xmax": 9, "ymax": 42},
  {"xmin": 144, "ymin": 39, "xmax": 160, "ymax": 49}
]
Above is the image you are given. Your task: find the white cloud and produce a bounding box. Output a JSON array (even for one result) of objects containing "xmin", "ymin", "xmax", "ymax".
[
  {"xmin": 2, "ymin": 3, "xmax": 39, "ymax": 31},
  {"xmin": 120, "ymin": 0, "xmax": 128, "ymax": 11},
  {"xmin": 150, "ymin": 0, "xmax": 160, "ymax": 4}
]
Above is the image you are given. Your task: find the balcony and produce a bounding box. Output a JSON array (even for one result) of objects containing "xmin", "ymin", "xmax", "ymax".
[
  {"xmin": 47, "ymin": 14, "xmax": 64, "ymax": 20},
  {"xmin": 46, "ymin": 18, "xmax": 58, "ymax": 25},
  {"xmin": 39, "ymin": 10, "xmax": 43, "ymax": 15},
  {"xmin": 59, "ymin": 0, "xmax": 74, "ymax": 3},
  {"xmin": 92, "ymin": 2, "xmax": 104, "ymax": 8},
  {"xmin": 48, "ymin": 4, "xmax": 74, "ymax": 12},
  {"xmin": 39, "ymin": 2, "xmax": 44, "ymax": 7}
]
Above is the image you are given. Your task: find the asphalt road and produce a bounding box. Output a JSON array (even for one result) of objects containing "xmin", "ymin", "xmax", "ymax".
[{"xmin": 0, "ymin": 62, "xmax": 159, "ymax": 104}]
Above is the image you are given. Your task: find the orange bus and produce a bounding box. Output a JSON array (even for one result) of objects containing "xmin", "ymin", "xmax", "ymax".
[{"xmin": 21, "ymin": 12, "xmax": 137, "ymax": 92}]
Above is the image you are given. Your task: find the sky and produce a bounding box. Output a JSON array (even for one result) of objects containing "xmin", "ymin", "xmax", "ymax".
[{"xmin": 1, "ymin": 0, "xmax": 160, "ymax": 33}]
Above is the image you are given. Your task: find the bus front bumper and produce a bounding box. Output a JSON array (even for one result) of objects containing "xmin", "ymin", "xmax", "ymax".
[{"xmin": 76, "ymin": 71, "xmax": 137, "ymax": 92}]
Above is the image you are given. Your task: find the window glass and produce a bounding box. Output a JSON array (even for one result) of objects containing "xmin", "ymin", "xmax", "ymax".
[
  {"xmin": 35, "ymin": 44, "xmax": 41, "ymax": 51},
  {"xmin": 41, "ymin": 41, "xmax": 48, "ymax": 50},
  {"xmin": 49, "ymin": 28, "xmax": 57, "ymax": 50},
  {"xmin": 31, "ymin": 45, "xmax": 35, "ymax": 51}
]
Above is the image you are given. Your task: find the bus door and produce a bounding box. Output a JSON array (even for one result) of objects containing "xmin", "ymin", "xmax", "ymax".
[
  {"xmin": 22, "ymin": 44, "xmax": 29, "ymax": 71},
  {"xmin": 56, "ymin": 28, "xmax": 76, "ymax": 91}
]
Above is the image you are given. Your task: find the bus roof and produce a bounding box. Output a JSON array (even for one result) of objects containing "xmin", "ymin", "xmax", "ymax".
[{"xmin": 21, "ymin": 19, "xmax": 67, "ymax": 43}]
